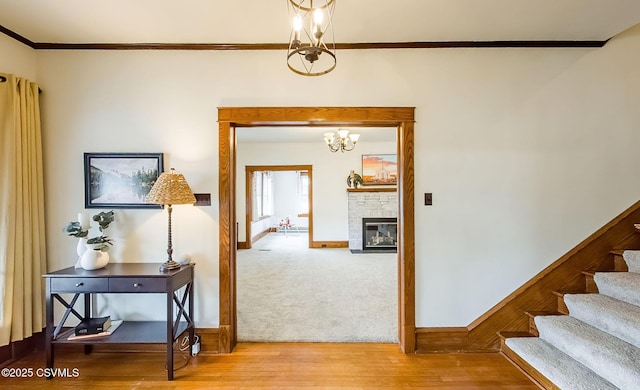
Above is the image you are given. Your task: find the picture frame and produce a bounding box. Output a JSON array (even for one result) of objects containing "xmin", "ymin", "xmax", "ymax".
[
  {"xmin": 362, "ymin": 154, "xmax": 397, "ymax": 186},
  {"xmin": 84, "ymin": 152, "xmax": 164, "ymax": 209}
]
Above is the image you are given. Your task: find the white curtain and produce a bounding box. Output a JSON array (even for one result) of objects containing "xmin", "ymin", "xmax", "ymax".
[{"xmin": 0, "ymin": 72, "xmax": 47, "ymax": 346}]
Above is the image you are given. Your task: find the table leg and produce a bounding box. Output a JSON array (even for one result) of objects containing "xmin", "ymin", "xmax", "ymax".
[
  {"xmin": 83, "ymin": 294, "xmax": 92, "ymax": 355},
  {"xmin": 45, "ymin": 279, "xmax": 54, "ymax": 379},
  {"xmin": 167, "ymin": 287, "xmax": 174, "ymax": 380}
]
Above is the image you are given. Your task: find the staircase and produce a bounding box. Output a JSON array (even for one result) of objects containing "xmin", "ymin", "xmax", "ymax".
[{"xmin": 501, "ymin": 248, "xmax": 640, "ymax": 389}]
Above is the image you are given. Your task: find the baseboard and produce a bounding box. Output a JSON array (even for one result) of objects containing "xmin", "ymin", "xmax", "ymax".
[
  {"xmin": 310, "ymin": 241, "xmax": 348, "ymax": 248},
  {"xmin": 415, "ymin": 327, "xmax": 472, "ymax": 353},
  {"xmin": 251, "ymin": 227, "xmax": 271, "ymax": 244},
  {"xmin": 197, "ymin": 327, "xmax": 220, "ymax": 354},
  {"xmin": 0, "ymin": 330, "xmax": 45, "ymax": 368}
]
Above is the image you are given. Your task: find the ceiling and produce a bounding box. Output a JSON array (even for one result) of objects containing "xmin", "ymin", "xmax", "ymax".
[
  {"xmin": 1, "ymin": 0, "xmax": 640, "ymax": 45},
  {"xmin": 3, "ymin": 1, "xmax": 639, "ymax": 144}
]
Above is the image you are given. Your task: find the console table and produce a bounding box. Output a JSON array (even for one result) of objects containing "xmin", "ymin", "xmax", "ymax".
[{"xmin": 43, "ymin": 263, "xmax": 195, "ymax": 380}]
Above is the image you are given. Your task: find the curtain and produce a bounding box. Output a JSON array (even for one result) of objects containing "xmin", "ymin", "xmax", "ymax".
[{"xmin": 0, "ymin": 72, "xmax": 47, "ymax": 346}]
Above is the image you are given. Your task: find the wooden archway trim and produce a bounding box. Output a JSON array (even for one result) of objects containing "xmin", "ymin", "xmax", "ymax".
[{"xmin": 218, "ymin": 107, "xmax": 416, "ymax": 352}]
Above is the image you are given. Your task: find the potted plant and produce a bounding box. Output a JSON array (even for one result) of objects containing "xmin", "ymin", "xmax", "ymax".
[{"xmin": 63, "ymin": 211, "xmax": 114, "ymax": 269}]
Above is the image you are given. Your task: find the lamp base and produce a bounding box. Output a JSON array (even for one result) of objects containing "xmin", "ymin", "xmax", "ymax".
[{"xmin": 159, "ymin": 260, "xmax": 182, "ymax": 273}]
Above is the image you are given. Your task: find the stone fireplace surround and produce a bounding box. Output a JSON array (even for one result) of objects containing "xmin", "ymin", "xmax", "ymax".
[{"xmin": 347, "ymin": 188, "xmax": 398, "ymax": 252}]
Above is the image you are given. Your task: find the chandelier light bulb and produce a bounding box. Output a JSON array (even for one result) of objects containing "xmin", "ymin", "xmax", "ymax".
[
  {"xmin": 338, "ymin": 129, "xmax": 350, "ymax": 139},
  {"xmin": 293, "ymin": 14, "xmax": 303, "ymax": 31},
  {"xmin": 324, "ymin": 132, "xmax": 335, "ymax": 144},
  {"xmin": 349, "ymin": 133, "xmax": 360, "ymax": 143},
  {"xmin": 313, "ymin": 8, "xmax": 324, "ymax": 25}
]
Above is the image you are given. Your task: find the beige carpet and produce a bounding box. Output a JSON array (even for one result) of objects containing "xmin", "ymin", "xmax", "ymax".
[{"xmin": 237, "ymin": 232, "xmax": 397, "ymax": 342}]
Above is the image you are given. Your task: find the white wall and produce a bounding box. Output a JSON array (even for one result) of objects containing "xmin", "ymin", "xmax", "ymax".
[
  {"xmin": 237, "ymin": 140, "xmax": 396, "ymax": 242},
  {"xmin": 2, "ymin": 23, "xmax": 638, "ymax": 329},
  {"xmin": 272, "ymin": 170, "xmax": 306, "ymax": 228},
  {"xmin": 0, "ymin": 34, "xmax": 36, "ymax": 80}
]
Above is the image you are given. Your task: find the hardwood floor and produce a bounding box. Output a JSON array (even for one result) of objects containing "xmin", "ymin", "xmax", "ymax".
[{"xmin": 1, "ymin": 343, "xmax": 537, "ymax": 389}]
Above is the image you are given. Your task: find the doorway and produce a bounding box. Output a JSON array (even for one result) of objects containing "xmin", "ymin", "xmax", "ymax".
[
  {"xmin": 218, "ymin": 107, "xmax": 416, "ymax": 353},
  {"xmin": 242, "ymin": 165, "xmax": 313, "ymax": 249}
]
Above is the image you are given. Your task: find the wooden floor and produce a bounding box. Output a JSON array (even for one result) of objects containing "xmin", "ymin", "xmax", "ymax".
[{"xmin": 1, "ymin": 343, "xmax": 537, "ymax": 389}]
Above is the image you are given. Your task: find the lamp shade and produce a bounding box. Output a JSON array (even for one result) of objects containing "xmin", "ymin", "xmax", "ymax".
[{"xmin": 145, "ymin": 168, "xmax": 196, "ymax": 206}]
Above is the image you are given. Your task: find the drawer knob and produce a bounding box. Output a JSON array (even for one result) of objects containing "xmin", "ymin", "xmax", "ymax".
[
  {"xmin": 133, "ymin": 283, "xmax": 141, "ymax": 288},
  {"xmin": 75, "ymin": 282, "xmax": 83, "ymax": 287}
]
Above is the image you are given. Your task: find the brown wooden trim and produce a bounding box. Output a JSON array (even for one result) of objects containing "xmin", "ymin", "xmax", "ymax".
[
  {"xmin": 219, "ymin": 107, "xmax": 415, "ymax": 354},
  {"xmin": 415, "ymin": 327, "xmax": 469, "ymax": 353},
  {"xmin": 237, "ymin": 241, "xmax": 249, "ymax": 250},
  {"xmin": 218, "ymin": 121, "xmax": 236, "ymax": 353},
  {"xmin": 251, "ymin": 226, "xmax": 271, "ymax": 244},
  {"xmin": 246, "ymin": 165, "xmax": 313, "ymax": 172},
  {"xmin": 244, "ymin": 165, "xmax": 313, "ymax": 250},
  {"xmin": 297, "ymin": 213, "xmax": 309, "ymax": 217},
  {"xmin": 397, "ymin": 120, "xmax": 416, "ymax": 353},
  {"xmin": 347, "ymin": 187, "xmax": 396, "ymax": 192},
  {"xmin": 31, "ymin": 42, "xmax": 605, "ymax": 50},
  {"xmin": 0, "ymin": 331, "xmax": 45, "ymax": 368},
  {"xmin": 197, "ymin": 327, "xmax": 220, "ymax": 354},
  {"xmin": 0, "ymin": 24, "xmax": 36, "ymax": 48},
  {"xmin": 309, "ymin": 241, "xmax": 349, "ymax": 248},
  {"xmin": 244, "ymin": 167, "xmax": 253, "ymax": 249},
  {"xmin": 0, "ymin": 26, "xmax": 607, "ymax": 52}
]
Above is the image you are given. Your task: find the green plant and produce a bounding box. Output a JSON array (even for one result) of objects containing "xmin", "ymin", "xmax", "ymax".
[
  {"xmin": 64, "ymin": 211, "xmax": 114, "ymax": 252},
  {"xmin": 62, "ymin": 222, "xmax": 88, "ymax": 238}
]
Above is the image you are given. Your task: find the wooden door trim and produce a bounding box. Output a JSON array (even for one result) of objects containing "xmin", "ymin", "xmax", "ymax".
[
  {"xmin": 244, "ymin": 165, "xmax": 313, "ymax": 249},
  {"xmin": 218, "ymin": 107, "xmax": 415, "ymax": 353}
]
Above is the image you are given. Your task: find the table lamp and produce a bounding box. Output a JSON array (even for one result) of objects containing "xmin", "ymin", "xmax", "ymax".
[{"xmin": 145, "ymin": 168, "xmax": 196, "ymax": 272}]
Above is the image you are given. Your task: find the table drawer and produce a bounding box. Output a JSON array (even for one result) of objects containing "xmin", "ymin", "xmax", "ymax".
[
  {"xmin": 51, "ymin": 278, "xmax": 108, "ymax": 293},
  {"xmin": 109, "ymin": 278, "xmax": 166, "ymax": 293}
]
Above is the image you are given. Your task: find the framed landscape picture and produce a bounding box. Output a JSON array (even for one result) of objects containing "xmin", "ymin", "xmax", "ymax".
[
  {"xmin": 84, "ymin": 153, "xmax": 164, "ymax": 208},
  {"xmin": 362, "ymin": 154, "xmax": 397, "ymax": 186}
]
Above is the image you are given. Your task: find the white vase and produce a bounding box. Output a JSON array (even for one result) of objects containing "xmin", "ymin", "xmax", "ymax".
[
  {"xmin": 80, "ymin": 243, "xmax": 110, "ymax": 270},
  {"xmin": 74, "ymin": 238, "xmax": 87, "ymax": 268}
]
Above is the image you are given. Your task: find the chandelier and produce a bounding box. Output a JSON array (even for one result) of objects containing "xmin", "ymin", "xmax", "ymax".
[
  {"xmin": 287, "ymin": 0, "xmax": 336, "ymax": 76},
  {"xmin": 324, "ymin": 129, "xmax": 359, "ymax": 153}
]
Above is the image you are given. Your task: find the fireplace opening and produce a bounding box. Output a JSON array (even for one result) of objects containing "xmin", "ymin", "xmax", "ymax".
[{"xmin": 362, "ymin": 217, "xmax": 397, "ymax": 252}]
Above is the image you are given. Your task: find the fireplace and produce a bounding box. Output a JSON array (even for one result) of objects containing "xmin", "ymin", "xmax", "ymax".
[{"xmin": 362, "ymin": 217, "xmax": 397, "ymax": 252}]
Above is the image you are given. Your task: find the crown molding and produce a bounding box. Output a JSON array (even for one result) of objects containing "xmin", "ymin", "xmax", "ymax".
[{"xmin": 1, "ymin": 24, "xmax": 607, "ymax": 51}]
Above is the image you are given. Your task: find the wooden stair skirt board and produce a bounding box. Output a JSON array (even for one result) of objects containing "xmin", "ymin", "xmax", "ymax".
[{"xmin": 415, "ymin": 199, "xmax": 640, "ymax": 353}]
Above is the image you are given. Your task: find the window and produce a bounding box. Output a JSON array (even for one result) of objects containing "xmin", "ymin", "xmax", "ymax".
[
  {"xmin": 297, "ymin": 171, "xmax": 309, "ymax": 216},
  {"xmin": 252, "ymin": 171, "xmax": 273, "ymax": 221}
]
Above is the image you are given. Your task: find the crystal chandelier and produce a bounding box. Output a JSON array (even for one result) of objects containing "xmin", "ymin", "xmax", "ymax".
[
  {"xmin": 287, "ymin": 0, "xmax": 336, "ymax": 76},
  {"xmin": 324, "ymin": 129, "xmax": 359, "ymax": 153}
]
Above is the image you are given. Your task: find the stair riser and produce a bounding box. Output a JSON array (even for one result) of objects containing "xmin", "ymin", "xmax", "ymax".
[
  {"xmin": 556, "ymin": 295, "xmax": 569, "ymax": 315},
  {"xmin": 584, "ymin": 274, "xmax": 598, "ymax": 293},
  {"xmin": 613, "ymin": 254, "xmax": 629, "ymax": 272}
]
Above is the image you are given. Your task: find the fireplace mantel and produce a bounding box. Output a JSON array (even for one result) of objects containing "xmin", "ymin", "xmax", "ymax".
[{"xmin": 346, "ymin": 187, "xmax": 396, "ymax": 193}]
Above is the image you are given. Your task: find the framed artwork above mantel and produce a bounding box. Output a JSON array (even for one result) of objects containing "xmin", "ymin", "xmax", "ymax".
[
  {"xmin": 84, "ymin": 152, "xmax": 164, "ymax": 209},
  {"xmin": 362, "ymin": 154, "xmax": 397, "ymax": 186}
]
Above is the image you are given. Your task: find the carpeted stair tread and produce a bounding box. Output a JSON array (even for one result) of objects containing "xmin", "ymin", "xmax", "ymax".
[
  {"xmin": 535, "ymin": 315, "xmax": 640, "ymax": 390},
  {"xmin": 565, "ymin": 293, "xmax": 640, "ymax": 348},
  {"xmin": 594, "ymin": 272, "xmax": 640, "ymax": 306},
  {"xmin": 622, "ymin": 250, "xmax": 640, "ymax": 273},
  {"xmin": 505, "ymin": 337, "xmax": 618, "ymax": 390}
]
